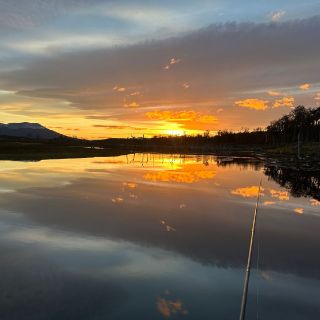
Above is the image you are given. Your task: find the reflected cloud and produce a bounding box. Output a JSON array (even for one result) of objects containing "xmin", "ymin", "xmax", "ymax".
[
  {"xmin": 261, "ymin": 271, "xmax": 273, "ymax": 281},
  {"xmin": 1, "ymin": 154, "xmax": 320, "ymax": 284},
  {"xmin": 264, "ymin": 165, "xmax": 320, "ymax": 201},
  {"xmin": 231, "ymin": 185, "xmax": 264, "ymax": 198},
  {"xmin": 270, "ymin": 189, "xmax": 289, "ymax": 201},
  {"xmin": 263, "ymin": 201, "xmax": 275, "ymax": 206},
  {"xmin": 157, "ymin": 296, "xmax": 188, "ymax": 318},
  {"xmin": 112, "ymin": 197, "xmax": 124, "ymax": 203},
  {"xmin": 144, "ymin": 168, "xmax": 216, "ymax": 184},
  {"xmin": 294, "ymin": 208, "xmax": 304, "ymax": 215},
  {"xmin": 310, "ymin": 199, "xmax": 320, "ymax": 206},
  {"xmin": 160, "ymin": 220, "xmax": 176, "ymax": 232},
  {"xmin": 122, "ymin": 182, "xmax": 137, "ymax": 189}
]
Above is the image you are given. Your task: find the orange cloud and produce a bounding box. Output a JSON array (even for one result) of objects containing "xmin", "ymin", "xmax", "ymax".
[
  {"xmin": 314, "ymin": 93, "xmax": 320, "ymax": 101},
  {"xmin": 130, "ymin": 91, "xmax": 141, "ymax": 96},
  {"xmin": 170, "ymin": 58, "xmax": 181, "ymax": 65},
  {"xmin": 268, "ymin": 90, "xmax": 282, "ymax": 97},
  {"xmin": 182, "ymin": 82, "xmax": 190, "ymax": 89},
  {"xmin": 299, "ymin": 83, "xmax": 310, "ymax": 90},
  {"xmin": 163, "ymin": 57, "xmax": 181, "ymax": 70},
  {"xmin": 272, "ymin": 96, "xmax": 294, "ymax": 108},
  {"xmin": 113, "ymin": 85, "xmax": 126, "ymax": 92},
  {"xmin": 235, "ymin": 99, "xmax": 268, "ymax": 110},
  {"xmin": 270, "ymin": 189, "xmax": 289, "ymax": 201},
  {"xmin": 146, "ymin": 110, "xmax": 217, "ymax": 124},
  {"xmin": 231, "ymin": 186, "xmax": 264, "ymax": 198},
  {"xmin": 124, "ymin": 102, "xmax": 140, "ymax": 108}
]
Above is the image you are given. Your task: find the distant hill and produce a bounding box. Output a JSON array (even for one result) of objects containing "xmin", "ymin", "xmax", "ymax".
[{"xmin": 0, "ymin": 122, "xmax": 63, "ymax": 140}]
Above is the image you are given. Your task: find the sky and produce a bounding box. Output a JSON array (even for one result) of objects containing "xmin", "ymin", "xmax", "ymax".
[{"xmin": 0, "ymin": 0, "xmax": 320, "ymax": 138}]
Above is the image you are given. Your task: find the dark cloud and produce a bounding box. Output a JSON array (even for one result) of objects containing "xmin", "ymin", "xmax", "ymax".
[{"xmin": 1, "ymin": 16, "xmax": 320, "ymax": 113}]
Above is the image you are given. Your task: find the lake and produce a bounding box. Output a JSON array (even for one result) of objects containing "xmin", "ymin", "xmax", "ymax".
[{"xmin": 0, "ymin": 153, "xmax": 319, "ymax": 319}]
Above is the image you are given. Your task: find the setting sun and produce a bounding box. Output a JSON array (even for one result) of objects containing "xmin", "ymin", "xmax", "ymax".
[{"xmin": 165, "ymin": 129, "xmax": 185, "ymax": 136}]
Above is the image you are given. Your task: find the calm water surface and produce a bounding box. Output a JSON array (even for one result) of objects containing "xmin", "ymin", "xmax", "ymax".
[{"xmin": 0, "ymin": 154, "xmax": 319, "ymax": 319}]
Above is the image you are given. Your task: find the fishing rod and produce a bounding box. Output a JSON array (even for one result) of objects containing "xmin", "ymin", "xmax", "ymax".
[{"xmin": 239, "ymin": 179, "xmax": 262, "ymax": 320}]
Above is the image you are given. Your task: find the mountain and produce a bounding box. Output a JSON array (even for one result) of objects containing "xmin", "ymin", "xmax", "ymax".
[{"xmin": 0, "ymin": 122, "xmax": 63, "ymax": 140}]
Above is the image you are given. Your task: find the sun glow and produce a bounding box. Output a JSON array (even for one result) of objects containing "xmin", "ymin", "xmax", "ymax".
[{"xmin": 165, "ymin": 129, "xmax": 185, "ymax": 136}]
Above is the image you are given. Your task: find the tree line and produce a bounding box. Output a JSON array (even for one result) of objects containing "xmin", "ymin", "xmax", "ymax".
[
  {"xmin": 266, "ymin": 105, "xmax": 320, "ymax": 145},
  {"xmin": 97, "ymin": 106, "xmax": 320, "ymax": 148}
]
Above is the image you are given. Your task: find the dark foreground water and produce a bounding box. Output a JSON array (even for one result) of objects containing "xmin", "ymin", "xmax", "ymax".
[{"xmin": 0, "ymin": 154, "xmax": 319, "ymax": 319}]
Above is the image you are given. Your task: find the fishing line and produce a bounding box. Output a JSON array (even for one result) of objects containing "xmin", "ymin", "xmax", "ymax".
[
  {"xmin": 239, "ymin": 178, "xmax": 263, "ymax": 320},
  {"xmin": 256, "ymin": 209, "xmax": 261, "ymax": 320}
]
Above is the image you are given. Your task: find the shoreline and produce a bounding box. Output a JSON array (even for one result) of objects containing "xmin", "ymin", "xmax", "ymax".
[{"xmin": 0, "ymin": 141, "xmax": 319, "ymax": 167}]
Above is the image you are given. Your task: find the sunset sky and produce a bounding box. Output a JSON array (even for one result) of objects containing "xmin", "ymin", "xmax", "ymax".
[{"xmin": 0, "ymin": 0, "xmax": 320, "ymax": 138}]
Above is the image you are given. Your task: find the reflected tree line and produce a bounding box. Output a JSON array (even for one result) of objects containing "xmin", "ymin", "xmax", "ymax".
[
  {"xmin": 125, "ymin": 153, "xmax": 320, "ymax": 201},
  {"xmin": 264, "ymin": 165, "xmax": 320, "ymax": 201},
  {"xmin": 216, "ymin": 156, "xmax": 320, "ymax": 201}
]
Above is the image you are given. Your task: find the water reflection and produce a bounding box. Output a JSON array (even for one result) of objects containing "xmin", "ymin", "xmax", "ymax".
[
  {"xmin": 0, "ymin": 154, "xmax": 319, "ymax": 319},
  {"xmin": 157, "ymin": 294, "xmax": 188, "ymax": 318},
  {"xmin": 231, "ymin": 185, "xmax": 263, "ymax": 198},
  {"xmin": 269, "ymin": 188, "xmax": 290, "ymax": 201},
  {"xmin": 264, "ymin": 165, "xmax": 320, "ymax": 201}
]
